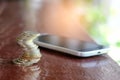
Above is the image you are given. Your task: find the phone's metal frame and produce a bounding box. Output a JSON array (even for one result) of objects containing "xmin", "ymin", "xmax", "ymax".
[{"xmin": 34, "ymin": 34, "xmax": 109, "ymax": 57}]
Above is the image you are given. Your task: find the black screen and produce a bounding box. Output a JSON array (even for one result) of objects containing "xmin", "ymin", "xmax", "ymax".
[{"xmin": 38, "ymin": 35, "xmax": 104, "ymax": 52}]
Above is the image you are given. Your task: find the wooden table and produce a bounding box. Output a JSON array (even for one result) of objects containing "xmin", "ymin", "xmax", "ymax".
[{"xmin": 0, "ymin": 1, "xmax": 120, "ymax": 80}]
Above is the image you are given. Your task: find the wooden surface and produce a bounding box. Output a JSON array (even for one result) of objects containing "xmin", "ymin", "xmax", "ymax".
[{"xmin": 0, "ymin": 1, "xmax": 120, "ymax": 80}]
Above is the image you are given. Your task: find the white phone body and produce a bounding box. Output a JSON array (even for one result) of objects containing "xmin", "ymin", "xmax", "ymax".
[{"xmin": 34, "ymin": 34, "xmax": 109, "ymax": 57}]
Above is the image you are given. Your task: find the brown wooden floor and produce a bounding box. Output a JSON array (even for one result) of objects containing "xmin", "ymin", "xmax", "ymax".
[{"xmin": 0, "ymin": 1, "xmax": 120, "ymax": 80}]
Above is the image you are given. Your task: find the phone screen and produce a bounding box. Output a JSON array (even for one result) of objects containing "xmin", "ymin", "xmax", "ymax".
[{"xmin": 38, "ymin": 35, "xmax": 104, "ymax": 52}]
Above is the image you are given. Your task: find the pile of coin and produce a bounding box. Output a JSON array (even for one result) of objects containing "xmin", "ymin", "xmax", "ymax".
[{"xmin": 13, "ymin": 31, "xmax": 42, "ymax": 66}]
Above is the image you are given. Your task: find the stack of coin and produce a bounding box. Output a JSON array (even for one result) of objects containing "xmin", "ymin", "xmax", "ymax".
[{"xmin": 13, "ymin": 31, "xmax": 42, "ymax": 66}]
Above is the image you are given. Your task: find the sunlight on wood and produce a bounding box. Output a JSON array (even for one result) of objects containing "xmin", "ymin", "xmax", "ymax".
[{"xmin": 108, "ymin": 46, "xmax": 120, "ymax": 66}]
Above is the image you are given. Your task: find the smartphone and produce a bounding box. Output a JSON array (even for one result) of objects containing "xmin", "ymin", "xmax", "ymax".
[{"xmin": 34, "ymin": 34, "xmax": 109, "ymax": 57}]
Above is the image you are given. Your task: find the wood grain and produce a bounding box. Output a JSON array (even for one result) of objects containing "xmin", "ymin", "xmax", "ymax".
[{"xmin": 0, "ymin": 1, "xmax": 120, "ymax": 80}]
